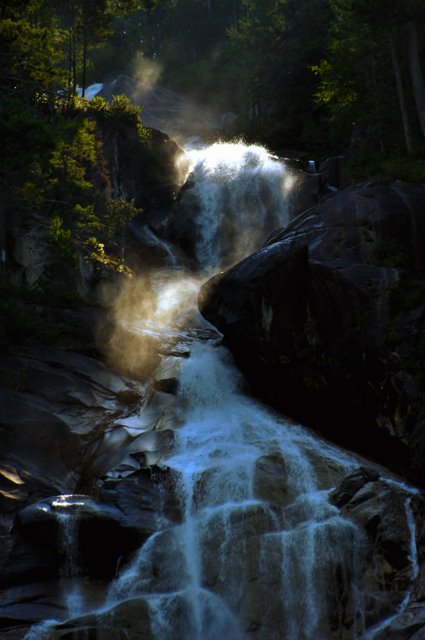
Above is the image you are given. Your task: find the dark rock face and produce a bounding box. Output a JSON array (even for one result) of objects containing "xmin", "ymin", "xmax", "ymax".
[
  {"xmin": 11, "ymin": 495, "xmax": 144, "ymax": 579},
  {"xmin": 199, "ymin": 181, "xmax": 425, "ymax": 483},
  {"xmin": 0, "ymin": 347, "xmax": 144, "ymax": 523},
  {"xmin": 102, "ymin": 126, "xmax": 188, "ymax": 211},
  {"xmin": 329, "ymin": 468, "xmax": 425, "ymax": 638}
]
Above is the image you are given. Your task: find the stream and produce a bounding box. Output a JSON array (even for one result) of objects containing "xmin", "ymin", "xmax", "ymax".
[{"xmin": 23, "ymin": 142, "xmax": 420, "ymax": 640}]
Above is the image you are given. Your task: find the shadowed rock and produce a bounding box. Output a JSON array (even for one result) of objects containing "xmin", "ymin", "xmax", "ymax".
[{"xmin": 199, "ymin": 181, "xmax": 425, "ymax": 483}]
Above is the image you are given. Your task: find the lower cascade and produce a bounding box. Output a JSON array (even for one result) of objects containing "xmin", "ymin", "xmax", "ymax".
[
  {"xmin": 17, "ymin": 142, "xmax": 422, "ymax": 639},
  {"xmin": 108, "ymin": 343, "xmax": 366, "ymax": 640},
  {"xmin": 24, "ymin": 340, "xmax": 419, "ymax": 640}
]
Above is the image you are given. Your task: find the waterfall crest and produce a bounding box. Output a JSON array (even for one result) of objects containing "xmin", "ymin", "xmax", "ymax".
[{"xmin": 184, "ymin": 142, "xmax": 290, "ymax": 268}]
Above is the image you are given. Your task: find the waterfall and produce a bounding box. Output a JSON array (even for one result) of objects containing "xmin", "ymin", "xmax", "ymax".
[
  {"xmin": 22, "ymin": 497, "xmax": 84, "ymax": 640},
  {"xmin": 184, "ymin": 142, "xmax": 290, "ymax": 268},
  {"xmin": 107, "ymin": 342, "xmax": 368, "ymax": 639},
  {"xmin": 23, "ymin": 620, "xmax": 58, "ymax": 640},
  {"xmin": 21, "ymin": 140, "xmax": 421, "ymax": 639},
  {"xmin": 56, "ymin": 509, "xmax": 84, "ymax": 617}
]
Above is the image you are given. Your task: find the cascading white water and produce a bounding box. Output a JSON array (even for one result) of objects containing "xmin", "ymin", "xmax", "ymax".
[
  {"xmin": 55, "ymin": 499, "xmax": 84, "ymax": 618},
  {"xmin": 23, "ymin": 620, "xmax": 58, "ymax": 640},
  {"xmin": 22, "ymin": 141, "xmax": 421, "ymax": 639},
  {"xmin": 107, "ymin": 343, "xmax": 369, "ymax": 639},
  {"xmin": 184, "ymin": 142, "xmax": 290, "ymax": 268},
  {"xmin": 23, "ymin": 497, "xmax": 85, "ymax": 640}
]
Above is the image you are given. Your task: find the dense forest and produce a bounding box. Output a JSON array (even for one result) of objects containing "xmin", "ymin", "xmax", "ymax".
[
  {"xmin": 3, "ymin": 0, "xmax": 425, "ymax": 166},
  {"xmin": 1, "ymin": 0, "xmax": 425, "ymax": 326},
  {"xmin": 95, "ymin": 0, "xmax": 425, "ymax": 168}
]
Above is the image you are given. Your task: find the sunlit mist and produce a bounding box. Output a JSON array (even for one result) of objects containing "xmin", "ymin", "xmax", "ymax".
[
  {"xmin": 103, "ymin": 140, "xmax": 293, "ymax": 376},
  {"xmin": 283, "ymin": 173, "xmax": 296, "ymax": 192},
  {"xmin": 185, "ymin": 141, "xmax": 280, "ymax": 179},
  {"xmin": 103, "ymin": 270, "xmax": 214, "ymax": 378},
  {"xmin": 132, "ymin": 54, "xmax": 163, "ymax": 89}
]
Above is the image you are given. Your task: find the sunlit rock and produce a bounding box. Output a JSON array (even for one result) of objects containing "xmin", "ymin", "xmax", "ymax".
[{"xmin": 153, "ymin": 355, "xmax": 182, "ymax": 393}]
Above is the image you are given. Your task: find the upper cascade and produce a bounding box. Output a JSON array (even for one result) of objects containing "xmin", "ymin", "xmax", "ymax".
[{"xmin": 183, "ymin": 142, "xmax": 290, "ymax": 269}]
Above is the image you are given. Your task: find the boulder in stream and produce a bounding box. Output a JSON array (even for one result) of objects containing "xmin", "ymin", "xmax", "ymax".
[{"xmin": 199, "ymin": 181, "xmax": 425, "ymax": 484}]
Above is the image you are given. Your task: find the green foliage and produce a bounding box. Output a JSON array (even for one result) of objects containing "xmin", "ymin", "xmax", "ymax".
[
  {"xmin": 380, "ymin": 156, "xmax": 425, "ymax": 182},
  {"xmin": 346, "ymin": 147, "xmax": 425, "ymax": 182},
  {"xmin": 105, "ymin": 197, "xmax": 140, "ymax": 235},
  {"xmin": 0, "ymin": 11, "xmax": 67, "ymax": 98},
  {"xmin": 373, "ymin": 239, "xmax": 410, "ymax": 268},
  {"xmin": 0, "ymin": 282, "xmax": 83, "ymax": 355},
  {"xmin": 0, "ymin": 88, "xmax": 147, "ymax": 290},
  {"xmin": 0, "ymin": 98, "xmax": 55, "ymax": 206},
  {"xmin": 49, "ymin": 214, "xmax": 76, "ymax": 259},
  {"xmin": 248, "ymin": 0, "xmax": 332, "ymax": 148},
  {"xmin": 39, "ymin": 97, "xmax": 144, "ymax": 277},
  {"xmin": 50, "ymin": 118, "xmax": 98, "ymax": 193},
  {"xmin": 0, "ymin": 367, "xmax": 28, "ymax": 392},
  {"xmin": 312, "ymin": 0, "xmax": 425, "ymax": 156}
]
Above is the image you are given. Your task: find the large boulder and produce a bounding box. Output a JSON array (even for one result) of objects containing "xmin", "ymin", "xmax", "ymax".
[
  {"xmin": 329, "ymin": 468, "xmax": 425, "ymax": 638},
  {"xmin": 0, "ymin": 347, "xmax": 144, "ymax": 528},
  {"xmin": 101, "ymin": 126, "xmax": 188, "ymax": 211},
  {"xmin": 199, "ymin": 181, "xmax": 425, "ymax": 483}
]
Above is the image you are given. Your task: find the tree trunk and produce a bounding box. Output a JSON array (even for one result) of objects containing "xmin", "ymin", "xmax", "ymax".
[
  {"xmin": 407, "ymin": 19, "xmax": 425, "ymax": 142},
  {"xmin": 81, "ymin": 2, "xmax": 88, "ymax": 98},
  {"xmin": 388, "ymin": 29, "xmax": 413, "ymax": 154},
  {"xmin": 81, "ymin": 30, "xmax": 87, "ymax": 97},
  {"xmin": 371, "ymin": 55, "xmax": 385, "ymax": 153},
  {"xmin": 72, "ymin": 29, "xmax": 77, "ymax": 96}
]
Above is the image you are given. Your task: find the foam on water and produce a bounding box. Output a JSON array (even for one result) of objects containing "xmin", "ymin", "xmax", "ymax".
[
  {"xmin": 22, "ymin": 140, "xmax": 421, "ymax": 639},
  {"xmin": 185, "ymin": 142, "xmax": 289, "ymax": 268},
  {"xmin": 106, "ymin": 342, "xmax": 369, "ymax": 639}
]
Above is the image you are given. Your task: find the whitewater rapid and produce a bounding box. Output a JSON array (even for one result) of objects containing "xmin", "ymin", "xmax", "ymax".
[
  {"xmin": 105, "ymin": 342, "xmax": 363, "ymax": 639},
  {"xmin": 184, "ymin": 142, "xmax": 290, "ymax": 268},
  {"xmin": 23, "ymin": 142, "xmax": 420, "ymax": 640}
]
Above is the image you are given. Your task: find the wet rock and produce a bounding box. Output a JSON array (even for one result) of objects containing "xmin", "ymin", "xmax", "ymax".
[
  {"xmin": 0, "ymin": 581, "xmax": 66, "ymax": 628},
  {"xmin": 100, "ymin": 465, "xmax": 181, "ymax": 526},
  {"xmin": 330, "ymin": 468, "xmax": 425, "ymax": 633},
  {"xmin": 0, "ymin": 387, "xmax": 81, "ymax": 497},
  {"xmin": 0, "ymin": 347, "xmax": 145, "ymax": 522},
  {"xmin": 66, "ymin": 597, "xmax": 153, "ymax": 639},
  {"xmin": 11, "ymin": 495, "xmax": 144, "ymax": 579},
  {"xmin": 253, "ymin": 452, "xmax": 289, "ymax": 507},
  {"xmin": 329, "ymin": 467, "xmax": 380, "ymax": 508},
  {"xmin": 153, "ymin": 355, "xmax": 182, "ymax": 393},
  {"xmin": 102, "ymin": 124, "xmax": 188, "ymax": 211},
  {"xmin": 373, "ymin": 602, "xmax": 425, "ymax": 639},
  {"xmin": 53, "ymin": 593, "xmax": 195, "ymax": 640}
]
